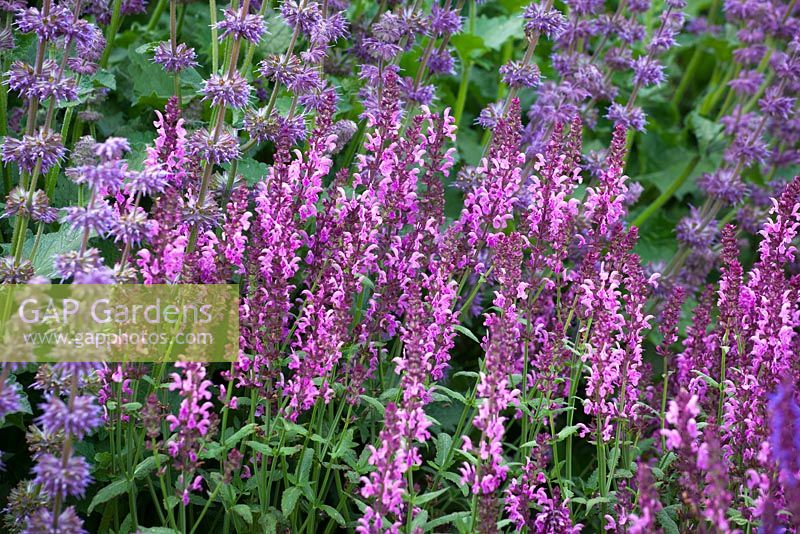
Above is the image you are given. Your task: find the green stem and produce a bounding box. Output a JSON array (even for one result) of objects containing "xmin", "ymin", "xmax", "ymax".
[
  {"xmin": 101, "ymin": 0, "xmax": 124, "ymax": 67},
  {"xmin": 631, "ymin": 154, "xmax": 700, "ymax": 228},
  {"xmin": 146, "ymin": 0, "xmax": 168, "ymax": 32}
]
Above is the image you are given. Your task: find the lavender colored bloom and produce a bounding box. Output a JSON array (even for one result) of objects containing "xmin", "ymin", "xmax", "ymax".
[
  {"xmin": 476, "ymin": 102, "xmax": 505, "ymax": 129},
  {"xmin": 32, "ymin": 453, "xmax": 92, "ymax": 499},
  {"xmin": 632, "ymin": 57, "xmax": 665, "ymax": 87},
  {"xmin": 398, "ymin": 77, "xmax": 435, "ymax": 106},
  {"xmin": 15, "ymin": 5, "xmax": 73, "ymax": 40},
  {"xmin": 676, "ymin": 207, "xmax": 718, "ymax": 248},
  {"xmin": 274, "ymin": 114, "xmax": 307, "ymax": 145},
  {"xmin": 280, "ymin": 0, "xmax": 321, "ymax": 35},
  {"xmin": 243, "ymin": 107, "xmax": 277, "ymax": 143},
  {"xmin": 187, "ymin": 128, "xmax": 240, "ymax": 164},
  {"xmin": 607, "ymin": 103, "xmax": 646, "ymax": 131},
  {"xmin": 258, "ymin": 54, "xmax": 303, "ymax": 85},
  {"xmin": 94, "ymin": 137, "xmax": 130, "ymax": 161},
  {"xmin": 112, "ymin": 207, "xmax": 151, "ymax": 245},
  {"xmin": 728, "ymin": 69, "xmax": 764, "ymax": 95},
  {"xmin": 2, "ymin": 130, "xmax": 66, "ymax": 174},
  {"xmin": 153, "ymin": 42, "xmax": 198, "ymax": 73},
  {"xmin": 6, "ymin": 59, "xmax": 51, "ymax": 98},
  {"xmin": 128, "ymin": 168, "xmax": 169, "ymax": 196},
  {"xmin": 201, "ymin": 71, "xmax": 252, "ymax": 109},
  {"xmin": 54, "ymin": 248, "xmax": 104, "ymax": 280},
  {"xmin": 61, "ymin": 200, "xmax": 117, "ymax": 237},
  {"xmin": 213, "ymin": 6, "xmax": 267, "ymax": 43},
  {"xmin": 3, "ymin": 187, "xmax": 58, "ymax": 223},
  {"xmin": 361, "ymin": 37, "xmax": 402, "ymax": 61},
  {"xmin": 605, "ymin": 47, "xmax": 633, "ymax": 70},
  {"xmin": 286, "ymin": 65, "xmax": 322, "ymax": 94},
  {"xmin": 0, "ymin": 379, "xmax": 21, "ymax": 418},
  {"xmin": 427, "ymin": 48, "xmax": 456, "ymax": 75},
  {"xmin": 37, "ymin": 395, "xmax": 102, "ymax": 439},
  {"xmin": 523, "ymin": 3, "xmax": 567, "ymax": 39},
  {"xmin": 500, "ymin": 60, "xmax": 541, "ymax": 88},
  {"xmin": 428, "ymin": 5, "xmax": 462, "ymax": 36},
  {"xmin": 74, "ymin": 267, "xmax": 116, "ymax": 284},
  {"xmin": 22, "ymin": 506, "xmax": 87, "ymax": 534},
  {"xmin": 759, "ymin": 87, "xmax": 796, "ymax": 119},
  {"xmin": 698, "ymin": 169, "xmax": 748, "ymax": 205}
]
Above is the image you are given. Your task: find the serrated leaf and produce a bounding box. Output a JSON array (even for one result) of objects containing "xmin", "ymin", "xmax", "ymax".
[
  {"xmin": 224, "ymin": 422, "xmax": 257, "ymax": 447},
  {"xmin": 4, "ymin": 226, "xmax": 85, "ymax": 278},
  {"xmin": 88, "ymin": 479, "xmax": 131, "ymax": 513},
  {"xmin": 555, "ymin": 425, "xmax": 581, "ymax": 441},
  {"xmin": 423, "ymin": 511, "xmax": 471, "ymax": 530},
  {"xmin": 657, "ymin": 508, "xmax": 679, "ymax": 534},
  {"xmin": 435, "ymin": 433, "xmax": 452, "ymax": 468},
  {"xmin": 133, "ymin": 454, "xmax": 167, "ymax": 480},
  {"xmin": 281, "ymin": 486, "xmax": 303, "ymax": 516},
  {"xmin": 298, "ymin": 447, "xmax": 314, "ymax": 485},
  {"xmin": 359, "ymin": 394, "xmax": 385, "ymax": 415},
  {"xmin": 320, "ymin": 504, "xmax": 345, "ymax": 526},
  {"xmin": 231, "ymin": 504, "xmax": 253, "ymax": 525}
]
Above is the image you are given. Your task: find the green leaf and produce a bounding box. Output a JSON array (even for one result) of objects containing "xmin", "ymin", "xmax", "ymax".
[
  {"xmin": 474, "ymin": 16, "xmax": 524, "ymax": 50},
  {"xmin": 245, "ymin": 441, "xmax": 302, "ymax": 457},
  {"xmin": 435, "ymin": 433, "xmax": 453, "ymax": 468},
  {"xmin": 414, "ymin": 488, "xmax": 448, "ymax": 505},
  {"xmin": 583, "ymin": 496, "xmax": 612, "ymax": 513},
  {"xmin": 224, "ymin": 422, "xmax": 257, "ymax": 447},
  {"xmin": 226, "ymin": 159, "xmax": 269, "ymax": 186},
  {"xmin": 133, "ymin": 454, "xmax": 168, "ymax": 480},
  {"xmin": 691, "ymin": 370, "xmax": 719, "ymax": 388},
  {"xmin": 281, "ymin": 486, "xmax": 303, "ymax": 516},
  {"xmin": 689, "ymin": 111, "xmax": 725, "ymax": 154},
  {"xmin": 411, "ymin": 509, "xmax": 429, "ymax": 532},
  {"xmin": 136, "ymin": 528, "xmax": 180, "ymax": 534},
  {"xmin": 657, "ymin": 509, "xmax": 680, "ymax": 534},
  {"xmin": 450, "ymin": 34, "xmax": 486, "ymax": 60},
  {"xmin": 6, "ymin": 226, "xmax": 85, "ymax": 278},
  {"xmin": 298, "ymin": 447, "xmax": 314, "ymax": 485},
  {"xmin": 454, "ymin": 324, "xmax": 480, "ymax": 344},
  {"xmin": 231, "ymin": 504, "xmax": 253, "ymax": 525},
  {"xmin": 359, "ymin": 394, "xmax": 386, "ymax": 415},
  {"xmin": 319, "ymin": 504, "xmax": 345, "ymax": 526},
  {"xmin": 423, "ymin": 511, "xmax": 471, "ymax": 531},
  {"xmin": 88, "ymin": 479, "xmax": 131, "ymax": 513},
  {"xmin": 555, "ymin": 425, "xmax": 581, "ymax": 442}
]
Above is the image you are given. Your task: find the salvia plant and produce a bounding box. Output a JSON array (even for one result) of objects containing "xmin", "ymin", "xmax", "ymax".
[{"xmin": 0, "ymin": 0, "xmax": 799, "ymax": 533}]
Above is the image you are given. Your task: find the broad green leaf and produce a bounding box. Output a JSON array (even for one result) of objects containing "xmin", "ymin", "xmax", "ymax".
[{"xmin": 474, "ymin": 16, "xmax": 524, "ymax": 50}]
